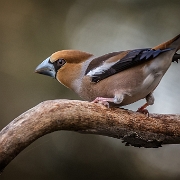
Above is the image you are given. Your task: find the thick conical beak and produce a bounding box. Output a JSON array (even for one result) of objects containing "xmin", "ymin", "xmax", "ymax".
[{"xmin": 35, "ymin": 57, "xmax": 56, "ymax": 78}]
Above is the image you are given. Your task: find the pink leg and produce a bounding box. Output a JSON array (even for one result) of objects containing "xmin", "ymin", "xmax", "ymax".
[
  {"xmin": 91, "ymin": 97, "xmax": 114, "ymax": 108},
  {"xmin": 137, "ymin": 103, "xmax": 149, "ymax": 116}
]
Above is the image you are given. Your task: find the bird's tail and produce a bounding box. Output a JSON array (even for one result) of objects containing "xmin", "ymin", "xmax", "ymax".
[{"xmin": 153, "ymin": 34, "xmax": 180, "ymax": 52}]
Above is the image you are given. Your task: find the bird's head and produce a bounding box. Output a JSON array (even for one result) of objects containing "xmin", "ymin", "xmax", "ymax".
[{"xmin": 35, "ymin": 50, "xmax": 93, "ymax": 88}]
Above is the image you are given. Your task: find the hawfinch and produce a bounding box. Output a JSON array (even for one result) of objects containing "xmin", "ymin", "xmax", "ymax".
[{"xmin": 35, "ymin": 34, "xmax": 180, "ymax": 113}]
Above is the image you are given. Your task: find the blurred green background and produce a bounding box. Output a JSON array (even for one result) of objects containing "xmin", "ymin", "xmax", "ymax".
[{"xmin": 0, "ymin": 0, "xmax": 180, "ymax": 179}]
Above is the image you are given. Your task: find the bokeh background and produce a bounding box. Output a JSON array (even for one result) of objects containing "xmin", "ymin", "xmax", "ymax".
[{"xmin": 0, "ymin": 0, "xmax": 180, "ymax": 179}]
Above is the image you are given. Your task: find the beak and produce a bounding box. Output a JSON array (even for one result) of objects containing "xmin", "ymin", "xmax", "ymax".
[{"xmin": 35, "ymin": 57, "xmax": 56, "ymax": 78}]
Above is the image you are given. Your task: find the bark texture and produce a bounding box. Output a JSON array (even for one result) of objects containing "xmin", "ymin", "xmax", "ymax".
[{"xmin": 0, "ymin": 99, "xmax": 180, "ymax": 172}]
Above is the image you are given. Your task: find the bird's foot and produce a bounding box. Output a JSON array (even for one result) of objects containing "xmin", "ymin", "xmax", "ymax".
[
  {"xmin": 137, "ymin": 103, "xmax": 149, "ymax": 117},
  {"xmin": 137, "ymin": 108, "xmax": 149, "ymax": 116},
  {"xmin": 92, "ymin": 97, "xmax": 114, "ymax": 108}
]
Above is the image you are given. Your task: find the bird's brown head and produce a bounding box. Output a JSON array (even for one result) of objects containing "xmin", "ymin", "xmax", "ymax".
[{"xmin": 35, "ymin": 50, "xmax": 93, "ymax": 88}]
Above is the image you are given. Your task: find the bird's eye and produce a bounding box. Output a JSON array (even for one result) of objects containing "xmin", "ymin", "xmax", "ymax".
[
  {"xmin": 54, "ymin": 59, "xmax": 66, "ymax": 71},
  {"xmin": 56, "ymin": 59, "xmax": 66, "ymax": 67},
  {"xmin": 52, "ymin": 59, "xmax": 66, "ymax": 71}
]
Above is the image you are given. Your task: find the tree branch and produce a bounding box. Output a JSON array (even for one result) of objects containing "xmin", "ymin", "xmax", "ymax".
[{"xmin": 0, "ymin": 99, "xmax": 180, "ymax": 172}]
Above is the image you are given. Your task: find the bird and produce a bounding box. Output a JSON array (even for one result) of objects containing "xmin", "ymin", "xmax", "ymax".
[{"xmin": 35, "ymin": 34, "xmax": 180, "ymax": 113}]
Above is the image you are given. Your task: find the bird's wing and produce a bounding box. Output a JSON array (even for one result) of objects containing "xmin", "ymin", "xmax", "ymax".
[
  {"xmin": 86, "ymin": 48, "xmax": 172, "ymax": 83},
  {"xmin": 172, "ymin": 52, "xmax": 180, "ymax": 63}
]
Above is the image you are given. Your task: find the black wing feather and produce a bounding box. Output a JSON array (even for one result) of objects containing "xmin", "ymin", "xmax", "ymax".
[
  {"xmin": 91, "ymin": 48, "xmax": 172, "ymax": 83},
  {"xmin": 172, "ymin": 52, "xmax": 180, "ymax": 63}
]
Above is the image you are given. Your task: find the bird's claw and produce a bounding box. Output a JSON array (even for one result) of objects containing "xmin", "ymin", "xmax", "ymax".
[
  {"xmin": 91, "ymin": 97, "xmax": 110, "ymax": 108},
  {"xmin": 137, "ymin": 108, "xmax": 149, "ymax": 117}
]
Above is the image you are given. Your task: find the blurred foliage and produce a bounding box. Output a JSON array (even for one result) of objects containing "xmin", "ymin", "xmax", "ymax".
[{"xmin": 0, "ymin": 0, "xmax": 180, "ymax": 179}]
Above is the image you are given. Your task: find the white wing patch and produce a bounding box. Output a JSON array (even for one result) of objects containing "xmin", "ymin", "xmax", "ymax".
[{"xmin": 87, "ymin": 61, "xmax": 116, "ymax": 77}]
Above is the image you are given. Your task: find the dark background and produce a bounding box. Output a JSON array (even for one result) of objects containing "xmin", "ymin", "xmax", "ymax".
[{"xmin": 0, "ymin": 0, "xmax": 180, "ymax": 179}]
